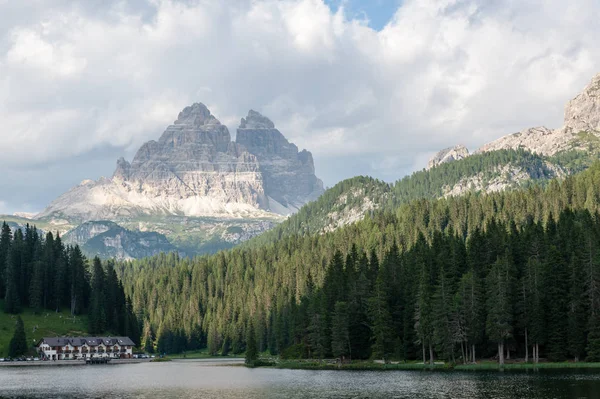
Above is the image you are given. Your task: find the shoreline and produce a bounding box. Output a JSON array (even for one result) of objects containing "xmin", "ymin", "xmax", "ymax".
[
  {"xmin": 0, "ymin": 358, "xmax": 152, "ymax": 368},
  {"xmin": 258, "ymin": 360, "xmax": 600, "ymax": 372}
]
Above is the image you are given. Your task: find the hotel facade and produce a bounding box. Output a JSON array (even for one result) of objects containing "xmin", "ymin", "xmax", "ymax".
[{"xmin": 36, "ymin": 337, "xmax": 135, "ymax": 360}]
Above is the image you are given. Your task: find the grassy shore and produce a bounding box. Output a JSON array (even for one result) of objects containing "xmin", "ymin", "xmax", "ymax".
[
  {"xmin": 264, "ymin": 359, "xmax": 600, "ymax": 371},
  {"xmin": 0, "ymin": 300, "xmax": 88, "ymax": 357}
]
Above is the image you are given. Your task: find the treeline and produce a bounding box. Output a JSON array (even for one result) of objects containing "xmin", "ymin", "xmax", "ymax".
[
  {"xmin": 275, "ymin": 210, "xmax": 600, "ymax": 364},
  {"xmin": 116, "ymin": 163, "xmax": 600, "ymax": 361},
  {"xmin": 0, "ymin": 223, "xmax": 139, "ymax": 344}
]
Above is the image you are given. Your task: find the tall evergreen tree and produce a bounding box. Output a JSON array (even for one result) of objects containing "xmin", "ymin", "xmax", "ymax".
[
  {"xmin": 331, "ymin": 301, "xmax": 350, "ymax": 360},
  {"xmin": 88, "ymin": 257, "xmax": 106, "ymax": 334},
  {"xmin": 0, "ymin": 222, "xmax": 12, "ymax": 299},
  {"xmin": 8, "ymin": 316, "xmax": 28, "ymax": 358},
  {"xmin": 245, "ymin": 320, "xmax": 258, "ymax": 365},
  {"xmin": 486, "ymin": 255, "xmax": 513, "ymax": 366}
]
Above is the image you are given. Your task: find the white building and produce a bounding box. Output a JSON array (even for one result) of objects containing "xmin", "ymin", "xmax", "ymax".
[{"xmin": 36, "ymin": 337, "xmax": 135, "ymax": 360}]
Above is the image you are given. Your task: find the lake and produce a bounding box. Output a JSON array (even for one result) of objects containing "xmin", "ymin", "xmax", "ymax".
[{"xmin": 1, "ymin": 359, "xmax": 600, "ymax": 398}]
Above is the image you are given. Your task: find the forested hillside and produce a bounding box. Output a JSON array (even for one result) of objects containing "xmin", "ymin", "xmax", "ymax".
[
  {"xmin": 255, "ymin": 148, "xmax": 589, "ymax": 246},
  {"xmin": 117, "ymin": 162, "xmax": 600, "ymax": 363},
  {"xmin": 0, "ymin": 223, "xmax": 140, "ymax": 352}
]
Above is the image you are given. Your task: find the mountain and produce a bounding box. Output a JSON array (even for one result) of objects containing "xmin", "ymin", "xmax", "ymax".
[
  {"xmin": 237, "ymin": 110, "xmax": 324, "ymax": 214},
  {"xmin": 252, "ymin": 73, "xmax": 600, "ymax": 241},
  {"xmin": 476, "ymin": 73, "xmax": 600, "ymax": 156},
  {"xmin": 422, "ymin": 73, "xmax": 600, "ymax": 197},
  {"xmin": 63, "ymin": 221, "xmax": 179, "ymax": 261},
  {"xmin": 38, "ymin": 104, "xmax": 323, "ymax": 221},
  {"xmin": 32, "ymin": 104, "xmax": 324, "ymax": 257},
  {"xmin": 427, "ymin": 145, "xmax": 470, "ymax": 170}
]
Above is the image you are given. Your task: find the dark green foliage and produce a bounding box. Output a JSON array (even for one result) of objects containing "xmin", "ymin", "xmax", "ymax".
[
  {"xmin": 8, "ymin": 316, "xmax": 28, "ymax": 357},
  {"xmin": 1, "ymin": 224, "xmax": 139, "ymax": 344},
  {"xmin": 245, "ymin": 321, "xmax": 258, "ymax": 365},
  {"xmin": 0, "ymin": 222, "xmax": 12, "ymax": 299},
  {"xmin": 111, "ymin": 162, "xmax": 600, "ymax": 362},
  {"xmin": 331, "ymin": 301, "xmax": 350, "ymax": 359}
]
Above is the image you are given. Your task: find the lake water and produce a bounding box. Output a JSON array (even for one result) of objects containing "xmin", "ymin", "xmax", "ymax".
[{"xmin": 1, "ymin": 359, "xmax": 600, "ymax": 398}]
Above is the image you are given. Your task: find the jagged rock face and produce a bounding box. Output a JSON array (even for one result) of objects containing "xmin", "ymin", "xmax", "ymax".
[
  {"xmin": 427, "ymin": 145, "xmax": 469, "ymax": 170},
  {"xmin": 38, "ymin": 104, "xmax": 324, "ymax": 222},
  {"xmin": 477, "ymin": 126, "xmax": 571, "ymax": 156},
  {"xmin": 476, "ymin": 73, "xmax": 600, "ymax": 156},
  {"xmin": 564, "ymin": 73, "xmax": 600, "ymax": 133},
  {"xmin": 236, "ymin": 110, "xmax": 324, "ymax": 214},
  {"xmin": 112, "ymin": 103, "xmax": 267, "ymax": 214}
]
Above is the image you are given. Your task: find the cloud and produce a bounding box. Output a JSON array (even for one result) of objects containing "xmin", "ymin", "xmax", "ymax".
[{"xmin": 0, "ymin": 0, "xmax": 600, "ymax": 213}]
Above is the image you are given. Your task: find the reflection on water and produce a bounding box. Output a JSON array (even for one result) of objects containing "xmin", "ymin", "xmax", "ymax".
[{"xmin": 1, "ymin": 359, "xmax": 600, "ymax": 398}]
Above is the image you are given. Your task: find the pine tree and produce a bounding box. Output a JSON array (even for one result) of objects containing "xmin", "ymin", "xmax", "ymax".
[
  {"xmin": 4, "ymin": 244, "xmax": 21, "ymax": 314},
  {"xmin": 0, "ymin": 222, "xmax": 12, "ymax": 299},
  {"xmin": 29, "ymin": 259, "xmax": 44, "ymax": 313},
  {"xmin": 307, "ymin": 291, "xmax": 327, "ymax": 360},
  {"xmin": 369, "ymin": 264, "xmax": 394, "ymax": 362},
  {"xmin": 587, "ymin": 314, "xmax": 600, "ymax": 362},
  {"xmin": 245, "ymin": 320, "xmax": 258, "ymax": 365},
  {"xmin": 567, "ymin": 255, "xmax": 587, "ymax": 361},
  {"xmin": 414, "ymin": 248, "xmax": 434, "ymax": 365},
  {"xmin": 69, "ymin": 246, "xmax": 87, "ymax": 315},
  {"xmin": 331, "ymin": 301, "xmax": 350, "ymax": 360},
  {"xmin": 8, "ymin": 316, "xmax": 28, "ymax": 358},
  {"xmin": 88, "ymin": 257, "xmax": 106, "ymax": 334},
  {"xmin": 545, "ymin": 245, "xmax": 569, "ymax": 361},
  {"xmin": 142, "ymin": 320, "xmax": 155, "ymax": 353},
  {"xmin": 486, "ymin": 255, "xmax": 513, "ymax": 366}
]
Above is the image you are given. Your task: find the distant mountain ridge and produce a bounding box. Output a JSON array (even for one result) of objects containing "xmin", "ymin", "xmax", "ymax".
[
  {"xmin": 250, "ymin": 72, "xmax": 600, "ymax": 242},
  {"xmin": 38, "ymin": 104, "xmax": 323, "ymax": 222},
  {"xmin": 26, "ymin": 104, "xmax": 324, "ymax": 258},
  {"xmin": 62, "ymin": 221, "xmax": 179, "ymax": 261},
  {"xmin": 9, "ymin": 73, "xmax": 600, "ymax": 259},
  {"xmin": 428, "ymin": 73, "xmax": 600, "ymax": 164}
]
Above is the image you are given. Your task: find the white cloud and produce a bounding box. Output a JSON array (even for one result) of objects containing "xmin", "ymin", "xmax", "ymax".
[{"xmin": 0, "ymin": 0, "xmax": 599, "ymax": 212}]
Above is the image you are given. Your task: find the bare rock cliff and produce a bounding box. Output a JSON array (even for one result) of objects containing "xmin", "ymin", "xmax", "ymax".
[
  {"xmin": 236, "ymin": 110, "xmax": 324, "ymax": 214},
  {"xmin": 38, "ymin": 104, "xmax": 324, "ymax": 222}
]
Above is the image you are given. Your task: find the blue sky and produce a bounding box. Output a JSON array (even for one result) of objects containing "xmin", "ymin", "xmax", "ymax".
[{"xmin": 324, "ymin": 0, "xmax": 401, "ymax": 30}]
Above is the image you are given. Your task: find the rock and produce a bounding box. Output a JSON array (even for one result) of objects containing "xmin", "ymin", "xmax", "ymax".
[
  {"xmin": 63, "ymin": 221, "xmax": 181, "ymax": 260},
  {"xmin": 476, "ymin": 73, "xmax": 600, "ymax": 156},
  {"xmin": 427, "ymin": 145, "xmax": 469, "ymax": 170},
  {"xmin": 240, "ymin": 109, "xmax": 275, "ymax": 129},
  {"xmin": 477, "ymin": 126, "xmax": 568, "ymax": 156},
  {"xmin": 564, "ymin": 72, "xmax": 600, "ymax": 133},
  {"xmin": 37, "ymin": 104, "xmax": 324, "ymax": 222},
  {"xmin": 236, "ymin": 110, "xmax": 324, "ymax": 214}
]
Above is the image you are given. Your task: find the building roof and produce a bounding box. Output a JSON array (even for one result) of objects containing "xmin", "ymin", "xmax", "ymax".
[{"xmin": 39, "ymin": 337, "xmax": 135, "ymax": 347}]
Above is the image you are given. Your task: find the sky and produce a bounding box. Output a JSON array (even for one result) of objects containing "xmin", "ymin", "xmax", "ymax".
[{"xmin": 0, "ymin": 0, "xmax": 599, "ymax": 214}]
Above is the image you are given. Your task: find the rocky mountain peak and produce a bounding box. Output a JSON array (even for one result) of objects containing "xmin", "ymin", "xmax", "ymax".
[
  {"xmin": 39, "ymin": 103, "xmax": 325, "ymax": 221},
  {"xmin": 427, "ymin": 145, "xmax": 470, "ymax": 170},
  {"xmin": 236, "ymin": 110, "xmax": 324, "ymax": 213},
  {"xmin": 174, "ymin": 102, "xmax": 221, "ymax": 127},
  {"xmin": 240, "ymin": 110, "xmax": 275, "ymax": 129},
  {"xmin": 564, "ymin": 73, "xmax": 600, "ymax": 133},
  {"xmin": 474, "ymin": 71, "xmax": 600, "ymax": 157}
]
